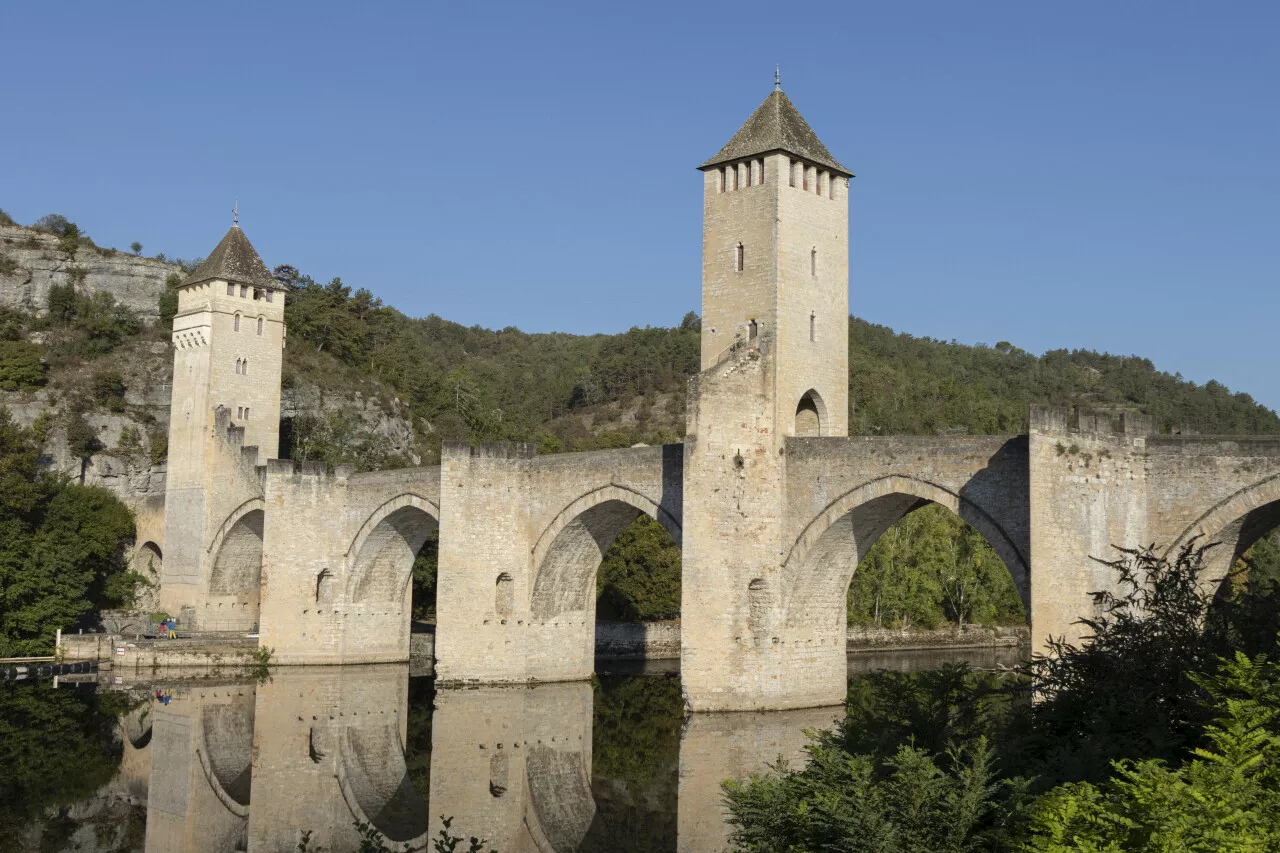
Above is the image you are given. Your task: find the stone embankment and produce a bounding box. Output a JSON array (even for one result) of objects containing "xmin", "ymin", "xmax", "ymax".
[{"xmin": 64, "ymin": 621, "xmax": 1026, "ymax": 671}]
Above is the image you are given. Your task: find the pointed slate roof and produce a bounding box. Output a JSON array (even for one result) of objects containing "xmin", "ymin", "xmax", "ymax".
[
  {"xmin": 183, "ymin": 225, "xmax": 282, "ymax": 290},
  {"xmin": 700, "ymin": 89, "xmax": 850, "ymax": 176}
]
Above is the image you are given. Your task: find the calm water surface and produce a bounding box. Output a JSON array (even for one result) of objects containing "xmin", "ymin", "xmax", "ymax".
[{"xmin": 3, "ymin": 647, "xmax": 1023, "ymax": 852}]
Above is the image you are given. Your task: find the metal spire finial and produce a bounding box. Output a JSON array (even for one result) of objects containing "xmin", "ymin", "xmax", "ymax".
[
  {"xmin": 775, "ymin": 64, "xmax": 781, "ymax": 91},
  {"xmin": 232, "ymin": 200, "xmax": 239, "ymax": 228}
]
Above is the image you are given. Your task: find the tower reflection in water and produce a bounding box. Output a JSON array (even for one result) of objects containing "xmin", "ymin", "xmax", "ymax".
[{"xmin": 123, "ymin": 666, "xmax": 835, "ymax": 852}]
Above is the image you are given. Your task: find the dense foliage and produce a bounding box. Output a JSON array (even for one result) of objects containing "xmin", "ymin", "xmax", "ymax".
[
  {"xmin": 850, "ymin": 503, "xmax": 1026, "ymax": 629},
  {"xmin": 0, "ymin": 407, "xmax": 138, "ymax": 655},
  {"xmin": 723, "ymin": 543, "xmax": 1280, "ymax": 852},
  {"xmin": 0, "ymin": 683, "xmax": 127, "ymax": 852}
]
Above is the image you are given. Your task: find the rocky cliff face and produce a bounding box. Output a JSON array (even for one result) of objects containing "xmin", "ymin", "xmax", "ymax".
[{"xmin": 0, "ymin": 224, "xmax": 181, "ymax": 321}]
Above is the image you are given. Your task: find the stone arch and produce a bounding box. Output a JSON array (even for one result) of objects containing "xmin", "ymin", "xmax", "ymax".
[
  {"xmin": 196, "ymin": 699, "xmax": 255, "ymax": 818},
  {"xmin": 336, "ymin": 724, "xmax": 428, "ymax": 844},
  {"xmin": 345, "ymin": 494, "xmax": 440, "ymax": 604},
  {"xmin": 208, "ymin": 506, "xmax": 265, "ymax": 599},
  {"xmin": 137, "ymin": 541, "xmax": 163, "ymax": 577},
  {"xmin": 1165, "ymin": 474, "xmax": 1280, "ymax": 595},
  {"xmin": 529, "ymin": 485, "xmax": 682, "ymax": 621},
  {"xmin": 780, "ymin": 474, "xmax": 1029, "ymax": 628},
  {"xmin": 795, "ymin": 389, "xmax": 826, "ymax": 437}
]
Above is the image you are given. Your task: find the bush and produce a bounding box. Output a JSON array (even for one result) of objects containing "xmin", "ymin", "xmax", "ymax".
[
  {"xmin": 157, "ymin": 272, "xmax": 182, "ymax": 325},
  {"xmin": 130, "ymin": 241, "xmax": 142, "ymax": 255},
  {"xmin": 147, "ymin": 427, "xmax": 167, "ymax": 466},
  {"xmin": 0, "ymin": 341, "xmax": 45, "ymax": 391},
  {"xmin": 0, "ymin": 252, "xmax": 18, "ymax": 277},
  {"xmin": 32, "ymin": 214, "xmax": 75, "ymax": 237},
  {"xmin": 0, "ymin": 208, "xmax": 14, "ymax": 227},
  {"xmin": 91, "ymin": 371, "xmax": 127, "ymax": 412}
]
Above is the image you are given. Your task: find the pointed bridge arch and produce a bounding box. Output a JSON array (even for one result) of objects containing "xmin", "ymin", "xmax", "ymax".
[
  {"xmin": 1165, "ymin": 473, "xmax": 1280, "ymax": 593},
  {"xmin": 529, "ymin": 484, "xmax": 682, "ymax": 621},
  {"xmin": 344, "ymin": 493, "xmax": 440, "ymax": 604},
  {"xmin": 780, "ymin": 474, "xmax": 1029, "ymax": 628}
]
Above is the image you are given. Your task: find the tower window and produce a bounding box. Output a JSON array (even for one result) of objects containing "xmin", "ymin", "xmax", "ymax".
[
  {"xmin": 810, "ymin": 312, "xmax": 816, "ymax": 342},
  {"xmin": 244, "ymin": 407, "xmax": 249, "ymax": 420},
  {"xmin": 243, "ymin": 359, "xmax": 248, "ymax": 376},
  {"xmin": 234, "ymin": 314, "xmax": 240, "ymax": 332},
  {"xmin": 758, "ymin": 158, "xmax": 765, "ymax": 185},
  {"xmin": 788, "ymin": 159, "xmax": 796, "ymax": 188},
  {"xmin": 226, "ymin": 282, "xmax": 235, "ymax": 296},
  {"xmin": 735, "ymin": 243, "xmax": 744, "ymax": 272},
  {"xmin": 237, "ymin": 406, "xmax": 243, "ymax": 419},
  {"xmin": 235, "ymin": 358, "xmax": 241, "ymax": 374},
  {"xmin": 240, "ymin": 285, "xmax": 248, "ymax": 297},
  {"xmin": 749, "ymin": 319, "xmax": 758, "ymax": 341},
  {"xmin": 802, "ymin": 167, "xmax": 809, "ymax": 191},
  {"xmin": 811, "ymin": 247, "xmax": 817, "ymax": 277},
  {"xmin": 265, "ymin": 290, "xmax": 273, "ymax": 303},
  {"xmin": 257, "ymin": 317, "xmax": 264, "ymax": 336}
]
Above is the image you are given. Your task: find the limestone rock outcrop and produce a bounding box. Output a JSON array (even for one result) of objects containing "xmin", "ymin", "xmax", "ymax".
[{"xmin": 0, "ymin": 223, "xmax": 182, "ymax": 321}]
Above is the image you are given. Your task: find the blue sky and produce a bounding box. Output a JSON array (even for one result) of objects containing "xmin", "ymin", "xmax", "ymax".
[{"xmin": 3, "ymin": 2, "xmax": 1277, "ymax": 409}]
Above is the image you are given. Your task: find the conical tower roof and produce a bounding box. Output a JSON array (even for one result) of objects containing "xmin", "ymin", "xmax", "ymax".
[
  {"xmin": 700, "ymin": 89, "xmax": 850, "ymax": 176},
  {"xmin": 183, "ymin": 225, "xmax": 281, "ymax": 290}
]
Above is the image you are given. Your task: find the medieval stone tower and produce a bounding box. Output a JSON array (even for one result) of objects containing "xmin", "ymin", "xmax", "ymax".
[
  {"xmin": 681, "ymin": 85, "xmax": 853, "ymax": 709},
  {"xmin": 159, "ymin": 224, "xmax": 286, "ymax": 628},
  {"xmin": 697, "ymin": 83, "xmax": 850, "ymax": 438}
]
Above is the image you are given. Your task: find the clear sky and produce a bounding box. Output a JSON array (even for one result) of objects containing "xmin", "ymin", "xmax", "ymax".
[{"xmin": 3, "ymin": 2, "xmax": 1277, "ymax": 409}]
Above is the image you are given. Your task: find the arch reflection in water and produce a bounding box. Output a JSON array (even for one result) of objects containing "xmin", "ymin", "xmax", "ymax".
[
  {"xmin": 144, "ymin": 684, "xmax": 256, "ymax": 853},
  {"xmin": 428, "ymin": 682, "xmax": 596, "ymax": 853},
  {"xmin": 132, "ymin": 666, "xmax": 834, "ymax": 852},
  {"xmin": 246, "ymin": 665, "xmax": 425, "ymax": 853}
]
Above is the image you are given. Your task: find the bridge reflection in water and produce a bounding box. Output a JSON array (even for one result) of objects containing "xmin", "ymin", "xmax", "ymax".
[{"xmin": 121, "ymin": 656, "xmax": 1011, "ymax": 853}]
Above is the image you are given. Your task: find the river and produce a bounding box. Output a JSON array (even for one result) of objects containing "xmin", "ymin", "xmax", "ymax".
[{"xmin": 3, "ymin": 647, "xmax": 1024, "ymax": 852}]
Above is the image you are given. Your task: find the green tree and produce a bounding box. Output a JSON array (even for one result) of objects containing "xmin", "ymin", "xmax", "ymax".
[
  {"xmin": 158, "ymin": 271, "xmax": 183, "ymax": 324},
  {"xmin": 1, "ymin": 484, "xmax": 135, "ymax": 655},
  {"xmin": 0, "ymin": 341, "xmax": 45, "ymax": 390},
  {"xmin": 130, "ymin": 241, "xmax": 142, "ymax": 255},
  {"xmin": 597, "ymin": 515, "xmax": 681, "ymax": 621}
]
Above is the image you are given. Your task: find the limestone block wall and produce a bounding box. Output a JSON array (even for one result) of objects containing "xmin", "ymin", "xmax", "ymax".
[
  {"xmin": 259, "ymin": 463, "xmax": 440, "ymax": 665},
  {"xmin": 434, "ymin": 442, "xmax": 681, "ymax": 685},
  {"xmin": 1143, "ymin": 436, "xmax": 1280, "ymax": 577},
  {"xmin": 774, "ymin": 155, "xmax": 849, "ymax": 438},
  {"xmin": 161, "ymin": 407, "xmax": 267, "ymax": 629},
  {"xmin": 680, "ymin": 345, "xmax": 797, "ymax": 711}
]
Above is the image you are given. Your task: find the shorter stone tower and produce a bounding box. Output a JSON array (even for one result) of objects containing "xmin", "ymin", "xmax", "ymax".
[{"xmin": 159, "ymin": 224, "xmax": 286, "ymax": 628}]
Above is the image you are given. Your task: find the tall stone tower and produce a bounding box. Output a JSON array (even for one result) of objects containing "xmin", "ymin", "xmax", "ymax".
[
  {"xmin": 159, "ymin": 223, "xmax": 286, "ymax": 628},
  {"xmin": 697, "ymin": 84, "xmax": 850, "ymax": 437},
  {"xmin": 682, "ymin": 85, "xmax": 852, "ymax": 710}
]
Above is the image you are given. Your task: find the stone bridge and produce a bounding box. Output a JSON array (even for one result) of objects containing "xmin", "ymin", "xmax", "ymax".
[{"xmin": 151, "ymin": 84, "xmax": 1280, "ymax": 713}]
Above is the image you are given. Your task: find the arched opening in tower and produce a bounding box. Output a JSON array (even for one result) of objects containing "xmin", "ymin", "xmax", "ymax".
[{"xmin": 795, "ymin": 390, "xmax": 824, "ymax": 437}]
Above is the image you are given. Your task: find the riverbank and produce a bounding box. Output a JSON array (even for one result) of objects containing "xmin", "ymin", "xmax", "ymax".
[{"xmin": 62, "ymin": 619, "xmax": 1026, "ymax": 669}]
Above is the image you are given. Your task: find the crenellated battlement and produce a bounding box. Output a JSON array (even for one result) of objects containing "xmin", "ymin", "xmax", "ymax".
[{"xmin": 1029, "ymin": 404, "xmax": 1154, "ymax": 437}]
